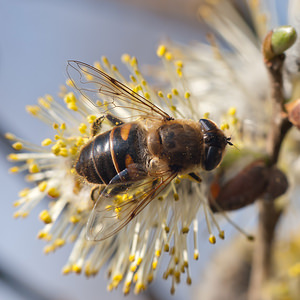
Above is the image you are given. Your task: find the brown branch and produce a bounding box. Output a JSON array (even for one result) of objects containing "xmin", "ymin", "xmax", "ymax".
[{"xmin": 248, "ymin": 53, "xmax": 292, "ymax": 300}]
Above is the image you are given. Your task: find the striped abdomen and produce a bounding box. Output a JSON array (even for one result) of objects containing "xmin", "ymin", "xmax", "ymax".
[{"xmin": 75, "ymin": 123, "xmax": 146, "ymax": 185}]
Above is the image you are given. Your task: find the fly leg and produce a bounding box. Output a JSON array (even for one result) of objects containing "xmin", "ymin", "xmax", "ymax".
[
  {"xmin": 91, "ymin": 114, "xmax": 124, "ymax": 136},
  {"xmin": 90, "ymin": 185, "xmax": 106, "ymax": 202}
]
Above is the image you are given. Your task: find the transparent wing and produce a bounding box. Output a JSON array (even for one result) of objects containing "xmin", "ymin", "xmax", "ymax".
[
  {"xmin": 67, "ymin": 60, "xmax": 172, "ymax": 120},
  {"xmin": 86, "ymin": 172, "xmax": 177, "ymax": 241}
]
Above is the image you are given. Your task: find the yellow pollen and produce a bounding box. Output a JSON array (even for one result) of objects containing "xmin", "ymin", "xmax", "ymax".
[
  {"xmin": 155, "ymin": 250, "xmax": 161, "ymax": 257},
  {"xmin": 182, "ymin": 227, "xmax": 189, "ymax": 234},
  {"xmin": 37, "ymin": 230, "xmax": 47, "ymax": 239},
  {"xmin": 164, "ymin": 244, "xmax": 170, "ymax": 252},
  {"xmin": 45, "ymin": 94, "xmax": 53, "ymax": 102},
  {"xmin": 174, "ymin": 271, "xmax": 180, "ymax": 281},
  {"xmin": 121, "ymin": 53, "xmax": 131, "ymax": 63},
  {"xmin": 101, "ymin": 56, "xmax": 110, "ymax": 66},
  {"xmin": 136, "ymin": 257, "xmax": 142, "ymax": 265},
  {"xmin": 130, "ymin": 75, "xmax": 137, "ymax": 83},
  {"xmin": 78, "ymin": 123, "xmax": 87, "ymax": 134},
  {"xmin": 176, "ymin": 68, "xmax": 183, "ymax": 77},
  {"xmin": 76, "ymin": 137, "xmax": 85, "ymax": 146},
  {"xmin": 147, "ymin": 274, "xmax": 154, "ymax": 283},
  {"xmin": 38, "ymin": 98, "xmax": 51, "ymax": 109},
  {"xmin": 53, "ymin": 123, "xmax": 59, "ymax": 130},
  {"xmin": 51, "ymin": 144, "xmax": 61, "ymax": 155},
  {"xmin": 220, "ymin": 123, "xmax": 230, "ymax": 131},
  {"xmin": 5, "ymin": 132, "xmax": 16, "ymax": 140},
  {"xmin": 171, "ymin": 105, "xmax": 176, "ymax": 112},
  {"xmin": 167, "ymin": 93, "xmax": 172, "ymax": 99},
  {"xmin": 219, "ymin": 230, "xmax": 225, "ymax": 239},
  {"xmin": 94, "ymin": 61, "xmax": 101, "ymax": 70},
  {"xmin": 67, "ymin": 102, "xmax": 78, "ymax": 111},
  {"xmin": 130, "ymin": 57, "xmax": 138, "ymax": 67},
  {"xmin": 134, "ymin": 283, "xmax": 145, "ymax": 294},
  {"xmin": 18, "ymin": 188, "xmax": 30, "ymax": 197},
  {"xmin": 156, "ymin": 45, "xmax": 167, "ymax": 57},
  {"xmin": 69, "ymin": 146, "xmax": 78, "ymax": 156},
  {"xmin": 130, "ymin": 265, "xmax": 137, "ymax": 272},
  {"xmin": 12, "ymin": 142, "xmax": 23, "ymax": 150},
  {"xmin": 64, "ymin": 92, "xmax": 77, "ymax": 103},
  {"xmin": 114, "ymin": 206, "xmax": 121, "ymax": 214},
  {"xmin": 62, "ymin": 266, "xmax": 71, "ymax": 274},
  {"xmin": 70, "ymin": 215, "xmax": 81, "ymax": 223},
  {"xmin": 129, "ymin": 254, "xmax": 135, "ymax": 262},
  {"xmin": 60, "ymin": 123, "xmax": 66, "ymax": 130},
  {"xmin": 59, "ymin": 148, "xmax": 68, "ymax": 157},
  {"xmin": 66, "ymin": 78, "xmax": 74, "ymax": 87},
  {"xmin": 29, "ymin": 163, "xmax": 40, "ymax": 173},
  {"xmin": 44, "ymin": 245, "xmax": 55, "ymax": 254},
  {"xmin": 111, "ymin": 64, "xmax": 118, "ymax": 72},
  {"xmin": 134, "ymin": 70, "xmax": 141, "ymax": 76},
  {"xmin": 165, "ymin": 51, "xmax": 173, "ymax": 61},
  {"xmin": 87, "ymin": 115, "xmax": 97, "ymax": 123},
  {"xmin": 48, "ymin": 187, "xmax": 60, "ymax": 198},
  {"xmin": 144, "ymin": 92, "xmax": 150, "ymax": 100},
  {"xmin": 152, "ymin": 260, "xmax": 158, "ymax": 270},
  {"xmin": 172, "ymin": 88, "xmax": 179, "ymax": 95},
  {"xmin": 187, "ymin": 277, "xmax": 192, "ymax": 285},
  {"xmin": 184, "ymin": 91, "xmax": 191, "ymax": 99},
  {"xmin": 41, "ymin": 138, "xmax": 52, "ymax": 146},
  {"xmin": 13, "ymin": 200, "xmax": 21, "ymax": 207},
  {"xmin": 228, "ymin": 107, "xmax": 237, "ymax": 116},
  {"xmin": 203, "ymin": 112, "xmax": 210, "ymax": 119},
  {"xmin": 194, "ymin": 252, "xmax": 199, "ymax": 260},
  {"xmin": 123, "ymin": 285, "xmax": 131, "ymax": 295},
  {"xmin": 158, "ymin": 91, "xmax": 164, "ymax": 97},
  {"xmin": 165, "ymin": 226, "xmax": 170, "ymax": 233},
  {"xmin": 39, "ymin": 210, "xmax": 52, "ymax": 224},
  {"xmin": 26, "ymin": 105, "xmax": 40, "ymax": 116},
  {"xmin": 175, "ymin": 60, "xmax": 183, "ymax": 68},
  {"xmin": 84, "ymin": 264, "xmax": 92, "ymax": 277},
  {"xmin": 21, "ymin": 212, "xmax": 29, "ymax": 218},
  {"xmin": 7, "ymin": 154, "xmax": 18, "ymax": 161},
  {"xmin": 231, "ymin": 117, "xmax": 238, "ymax": 125},
  {"xmin": 38, "ymin": 181, "xmax": 48, "ymax": 192},
  {"xmin": 13, "ymin": 211, "xmax": 20, "ymax": 218},
  {"xmin": 173, "ymin": 193, "xmax": 179, "ymax": 201},
  {"xmin": 113, "ymin": 274, "xmax": 123, "ymax": 282},
  {"xmin": 72, "ymin": 264, "xmax": 82, "ymax": 274},
  {"xmin": 141, "ymin": 79, "xmax": 147, "ymax": 86},
  {"xmin": 54, "ymin": 238, "xmax": 65, "ymax": 247},
  {"xmin": 209, "ymin": 234, "xmax": 216, "ymax": 244}
]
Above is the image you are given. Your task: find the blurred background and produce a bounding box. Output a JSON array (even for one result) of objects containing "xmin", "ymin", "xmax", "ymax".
[{"xmin": 0, "ymin": 0, "xmax": 288, "ymax": 300}]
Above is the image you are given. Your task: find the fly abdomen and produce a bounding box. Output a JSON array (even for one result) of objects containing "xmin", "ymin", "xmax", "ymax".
[
  {"xmin": 76, "ymin": 122, "xmax": 147, "ymax": 185},
  {"xmin": 75, "ymin": 130, "xmax": 116, "ymax": 184}
]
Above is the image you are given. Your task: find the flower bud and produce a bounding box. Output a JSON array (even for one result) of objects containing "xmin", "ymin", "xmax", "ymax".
[{"xmin": 263, "ymin": 26, "xmax": 297, "ymax": 61}]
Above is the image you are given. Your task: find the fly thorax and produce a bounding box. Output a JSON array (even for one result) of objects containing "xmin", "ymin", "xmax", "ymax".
[{"xmin": 158, "ymin": 122, "xmax": 202, "ymax": 171}]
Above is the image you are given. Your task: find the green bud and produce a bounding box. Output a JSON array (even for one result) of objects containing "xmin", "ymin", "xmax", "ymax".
[
  {"xmin": 271, "ymin": 26, "xmax": 297, "ymax": 55},
  {"xmin": 263, "ymin": 26, "xmax": 297, "ymax": 60}
]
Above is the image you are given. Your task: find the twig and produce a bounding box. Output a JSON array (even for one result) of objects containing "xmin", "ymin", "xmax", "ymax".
[{"xmin": 248, "ymin": 52, "xmax": 292, "ymax": 300}]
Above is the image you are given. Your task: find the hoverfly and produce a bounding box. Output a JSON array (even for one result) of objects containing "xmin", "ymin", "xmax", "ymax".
[{"xmin": 67, "ymin": 60, "xmax": 232, "ymax": 241}]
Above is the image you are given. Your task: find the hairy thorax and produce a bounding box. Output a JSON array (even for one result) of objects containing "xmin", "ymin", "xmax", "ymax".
[{"xmin": 147, "ymin": 120, "xmax": 204, "ymax": 174}]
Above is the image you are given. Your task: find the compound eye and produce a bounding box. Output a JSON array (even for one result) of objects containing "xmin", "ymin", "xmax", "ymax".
[{"xmin": 203, "ymin": 146, "xmax": 223, "ymax": 171}]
